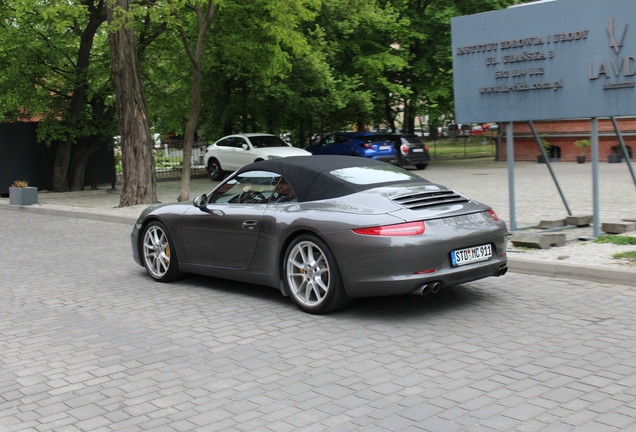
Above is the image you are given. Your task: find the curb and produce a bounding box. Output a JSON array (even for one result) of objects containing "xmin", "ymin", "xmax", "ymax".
[
  {"xmin": 3, "ymin": 202, "xmax": 636, "ymax": 287},
  {"xmin": 508, "ymin": 257, "xmax": 636, "ymax": 287},
  {"xmin": 0, "ymin": 203, "xmax": 137, "ymax": 225}
]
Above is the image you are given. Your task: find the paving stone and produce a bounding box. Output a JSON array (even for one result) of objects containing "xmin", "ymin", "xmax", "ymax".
[
  {"xmin": 567, "ymin": 214, "xmax": 593, "ymax": 226},
  {"xmin": 3, "ymin": 211, "xmax": 636, "ymax": 431},
  {"xmin": 510, "ymin": 232, "xmax": 551, "ymax": 249},
  {"xmin": 539, "ymin": 218, "xmax": 567, "ymax": 228},
  {"xmin": 602, "ymin": 221, "xmax": 636, "ymax": 234}
]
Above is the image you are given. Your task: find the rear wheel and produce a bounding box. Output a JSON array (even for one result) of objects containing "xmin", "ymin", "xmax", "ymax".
[
  {"xmin": 415, "ymin": 163, "xmax": 428, "ymax": 170},
  {"xmin": 283, "ymin": 234, "xmax": 352, "ymax": 314},
  {"xmin": 207, "ymin": 158, "xmax": 223, "ymax": 181},
  {"xmin": 141, "ymin": 221, "xmax": 182, "ymax": 282}
]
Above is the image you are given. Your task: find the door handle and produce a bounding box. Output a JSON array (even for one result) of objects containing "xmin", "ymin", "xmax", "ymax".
[{"xmin": 242, "ymin": 220, "xmax": 258, "ymax": 230}]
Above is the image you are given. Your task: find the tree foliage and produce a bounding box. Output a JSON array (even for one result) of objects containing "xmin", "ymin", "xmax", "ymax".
[{"xmin": 1, "ymin": 0, "xmax": 521, "ymax": 204}]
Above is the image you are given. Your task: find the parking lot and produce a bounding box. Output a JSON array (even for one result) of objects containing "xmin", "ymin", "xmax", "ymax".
[{"xmin": 3, "ymin": 210, "xmax": 636, "ymax": 431}]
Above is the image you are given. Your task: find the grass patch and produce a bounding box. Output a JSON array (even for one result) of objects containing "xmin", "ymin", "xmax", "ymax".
[
  {"xmin": 613, "ymin": 251, "xmax": 636, "ymax": 263},
  {"xmin": 427, "ymin": 138, "xmax": 495, "ymax": 158},
  {"xmin": 594, "ymin": 235, "xmax": 636, "ymax": 245}
]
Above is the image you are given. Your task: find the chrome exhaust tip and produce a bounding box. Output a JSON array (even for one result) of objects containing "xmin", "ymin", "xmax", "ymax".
[
  {"xmin": 412, "ymin": 284, "xmax": 430, "ymax": 295},
  {"xmin": 431, "ymin": 282, "xmax": 442, "ymax": 294},
  {"xmin": 496, "ymin": 266, "xmax": 508, "ymax": 276}
]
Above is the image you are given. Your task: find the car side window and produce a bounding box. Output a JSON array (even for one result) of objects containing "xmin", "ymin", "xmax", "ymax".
[
  {"xmin": 216, "ymin": 137, "xmax": 232, "ymax": 147},
  {"xmin": 335, "ymin": 135, "xmax": 349, "ymax": 144},
  {"xmin": 234, "ymin": 137, "xmax": 248, "ymax": 149},
  {"xmin": 269, "ymin": 178, "xmax": 297, "ymax": 203},
  {"xmin": 209, "ymin": 171, "xmax": 280, "ymax": 204},
  {"xmin": 322, "ymin": 136, "xmax": 335, "ymax": 146}
]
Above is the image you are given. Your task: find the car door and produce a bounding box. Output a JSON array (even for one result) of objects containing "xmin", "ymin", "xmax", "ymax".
[
  {"xmin": 210, "ymin": 136, "xmax": 236, "ymax": 169},
  {"xmin": 306, "ymin": 135, "xmax": 333, "ymax": 155},
  {"xmin": 231, "ymin": 136, "xmax": 255, "ymax": 169},
  {"xmin": 178, "ymin": 170, "xmax": 279, "ymax": 269},
  {"xmin": 330, "ymin": 134, "xmax": 354, "ymax": 155}
]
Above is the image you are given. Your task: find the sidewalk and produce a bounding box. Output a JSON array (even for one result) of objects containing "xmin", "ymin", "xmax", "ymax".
[{"xmin": 2, "ymin": 158, "xmax": 635, "ymax": 286}]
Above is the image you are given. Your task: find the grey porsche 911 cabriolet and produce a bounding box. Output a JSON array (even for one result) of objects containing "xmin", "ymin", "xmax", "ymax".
[{"xmin": 131, "ymin": 156, "xmax": 508, "ymax": 314}]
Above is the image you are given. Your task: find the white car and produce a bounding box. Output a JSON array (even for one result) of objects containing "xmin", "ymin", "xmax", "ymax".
[{"xmin": 203, "ymin": 133, "xmax": 311, "ymax": 180}]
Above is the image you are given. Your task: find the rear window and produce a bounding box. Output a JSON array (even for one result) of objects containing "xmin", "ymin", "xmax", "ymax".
[
  {"xmin": 329, "ymin": 165, "xmax": 420, "ymax": 185},
  {"xmin": 362, "ymin": 135, "xmax": 392, "ymax": 143},
  {"xmin": 401, "ymin": 135, "xmax": 423, "ymax": 145}
]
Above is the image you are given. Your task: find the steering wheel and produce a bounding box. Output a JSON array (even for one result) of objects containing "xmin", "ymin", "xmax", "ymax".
[{"xmin": 239, "ymin": 189, "xmax": 266, "ymax": 203}]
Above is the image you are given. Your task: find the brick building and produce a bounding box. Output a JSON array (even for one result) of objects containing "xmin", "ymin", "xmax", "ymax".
[{"xmin": 498, "ymin": 118, "xmax": 635, "ymax": 163}]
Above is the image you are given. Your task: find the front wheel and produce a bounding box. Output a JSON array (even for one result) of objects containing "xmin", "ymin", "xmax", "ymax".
[
  {"xmin": 141, "ymin": 221, "xmax": 182, "ymax": 282},
  {"xmin": 207, "ymin": 158, "xmax": 223, "ymax": 181},
  {"xmin": 283, "ymin": 234, "xmax": 352, "ymax": 314}
]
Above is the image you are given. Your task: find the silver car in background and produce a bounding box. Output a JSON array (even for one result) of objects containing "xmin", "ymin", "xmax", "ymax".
[{"xmin": 203, "ymin": 133, "xmax": 310, "ymax": 180}]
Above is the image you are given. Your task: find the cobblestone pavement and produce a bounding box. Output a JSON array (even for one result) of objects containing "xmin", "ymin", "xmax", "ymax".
[{"xmin": 3, "ymin": 211, "xmax": 636, "ymax": 431}]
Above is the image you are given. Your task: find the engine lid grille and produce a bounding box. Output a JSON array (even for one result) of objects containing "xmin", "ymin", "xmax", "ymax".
[{"xmin": 392, "ymin": 190, "xmax": 469, "ymax": 210}]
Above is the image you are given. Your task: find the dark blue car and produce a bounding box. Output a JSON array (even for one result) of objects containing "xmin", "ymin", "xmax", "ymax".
[{"xmin": 306, "ymin": 132, "xmax": 398, "ymax": 165}]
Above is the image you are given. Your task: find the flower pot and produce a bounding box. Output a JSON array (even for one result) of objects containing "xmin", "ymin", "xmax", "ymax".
[
  {"xmin": 9, "ymin": 186, "xmax": 38, "ymax": 205},
  {"xmin": 577, "ymin": 155, "xmax": 586, "ymax": 164},
  {"xmin": 608, "ymin": 154, "xmax": 623, "ymax": 163}
]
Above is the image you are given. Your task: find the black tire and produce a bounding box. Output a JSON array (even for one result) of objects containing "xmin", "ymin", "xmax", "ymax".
[
  {"xmin": 141, "ymin": 221, "xmax": 183, "ymax": 282},
  {"xmin": 283, "ymin": 234, "xmax": 352, "ymax": 314},
  {"xmin": 415, "ymin": 163, "xmax": 428, "ymax": 170},
  {"xmin": 207, "ymin": 158, "xmax": 223, "ymax": 181}
]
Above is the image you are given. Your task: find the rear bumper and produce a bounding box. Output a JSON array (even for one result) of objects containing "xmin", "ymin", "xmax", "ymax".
[
  {"xmin": 373, "ymin": 155, "xmax": 399, "ymax": 165},
  {"xmin": 401, "ymin": 154, "xmax": 430, "ymax": 165}
]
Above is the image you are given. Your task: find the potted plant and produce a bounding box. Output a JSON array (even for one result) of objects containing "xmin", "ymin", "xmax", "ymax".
[
  {"xmin": 537, "ymin": 134, "xmax": 554, "ymax": 163},
  {"xmin": 9, "ymin": 180, "xmax": 38, "ymax": 205},
  {"xmin": 573, "ymin": 139, "xmax": 590, "ymax": 163}
]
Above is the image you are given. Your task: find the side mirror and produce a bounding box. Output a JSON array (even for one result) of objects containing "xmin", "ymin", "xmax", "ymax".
[
  {"xmin": 193, "ymin": 193, "xmax": 208, "ymax": 208},
  {"xmin": 242, "ymin": 143, "xmax": 249, "ymax": 150}
]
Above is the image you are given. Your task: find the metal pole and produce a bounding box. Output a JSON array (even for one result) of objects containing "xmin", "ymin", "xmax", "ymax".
[
  {"xmin": 507, "ymin": 122, "xmax": 516, "ymax": 231},
  {"xmin": 591, "ymin": 118, "xmax": 600, "ymax": 237},
  {"xmin": 610, "ymin": 117, "xmax": 636, "ymax": 188},
  {"xmin": 528, "ymin": 121, "xmax": 572, "ymax": 215}
]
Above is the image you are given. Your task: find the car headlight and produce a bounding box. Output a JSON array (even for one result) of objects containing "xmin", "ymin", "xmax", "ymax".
[{"xmin": 267, "ymin": 155, "xmax": 282, "ymax": 159}]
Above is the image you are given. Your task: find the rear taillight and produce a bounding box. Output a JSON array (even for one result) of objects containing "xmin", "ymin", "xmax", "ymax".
[
  {"xmin": 401, "ymin": 145, "xmax": 409, "ymax": 154},
  {"xmin": 362, "ymin": 143, "xmax": 373, "ymax": 149},
  {"xmin": 353, "ymin": 221, "xmax": 425, "ymax": 236},
  {"xmin": 487, "ymin": 210, "xmax": 499, "ymax": 221},
  {"xmin": 424, "ymin": 145, "xmax": 429, "ymax": 152}
]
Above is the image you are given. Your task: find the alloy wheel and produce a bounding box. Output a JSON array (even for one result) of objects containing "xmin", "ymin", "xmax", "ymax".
[
  {"xmin": 286, "ymin": 240, "xmax": 330, "ymax": 307},
  {"xmin": 142, "ymin": 225, "xmax": 171, "ymax": 278}
]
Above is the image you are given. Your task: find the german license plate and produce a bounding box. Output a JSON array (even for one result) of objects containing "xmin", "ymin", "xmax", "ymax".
[
  {"xmin": 379, "ymin": 145, "xmax": 391, "ymax": 150},
  {"xmin": 413, "ymin": 148, "xmax": 423, "ymax": 152},
  {"xmin": 451, "ymin": 244, "xmax": 492, "ymax": 266}
]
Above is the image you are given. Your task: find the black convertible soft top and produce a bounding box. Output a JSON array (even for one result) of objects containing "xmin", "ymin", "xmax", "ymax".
[{"xmin": 237, "ymin": 155, "xmax": 428, "ymax": 202}]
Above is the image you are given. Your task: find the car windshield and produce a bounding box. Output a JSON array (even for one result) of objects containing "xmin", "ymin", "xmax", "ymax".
[
  {"xmin": 249, "ymin": 135, "xmax": 289, "ymax": 148},
  {"xmin": 329, "ymin": 165, "xmax": 420, "ymax": 185}
]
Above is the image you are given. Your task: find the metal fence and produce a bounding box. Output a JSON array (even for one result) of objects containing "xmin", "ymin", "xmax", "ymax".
[
  {"xmin": 426, "ymin": 135, "xmax": 497, "ymax": 159},
  {"xmin": 115, "ymin": 141, "xmax": 210, "ymax": 181},
  {"xmin": 114, "ymin": 136, "xmax": 497, "ymax": 183}
]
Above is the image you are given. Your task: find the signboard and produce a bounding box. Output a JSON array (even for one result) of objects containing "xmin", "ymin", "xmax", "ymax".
[{"xmin": 451, "ymin": 0, "xmax": 636, "ymax": 123}]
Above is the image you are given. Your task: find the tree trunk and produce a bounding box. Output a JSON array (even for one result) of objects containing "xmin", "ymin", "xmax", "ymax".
[
  {"xmin": 171, "ymin": 0, "xmax": 217, "ymax": 202},
  {"xmin": 178, "ymin": 63, "xmax": 201, "ymax": 202},
  {"xmin": 107, "ymin": 0, "xmax": 157, "ymax": 207},
  {"xmin": 385, "ymin": 94, "xmax": 396, "ymax": 132},
  {"xmin": 68, "ymin": 137, "xmax": 101, "ymax": 191},
  {"xmin": 52, "ymin": 0, "xmax": 106, "ymax": 192},
  {"xmin": 52, "ymin": 141, "xmax": 73, "ymax": 192}
]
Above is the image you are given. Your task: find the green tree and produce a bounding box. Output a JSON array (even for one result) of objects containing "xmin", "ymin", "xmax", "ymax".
[{"xmin": 0, "ymin": 0, "xmax": 114, "ymax": 192}]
